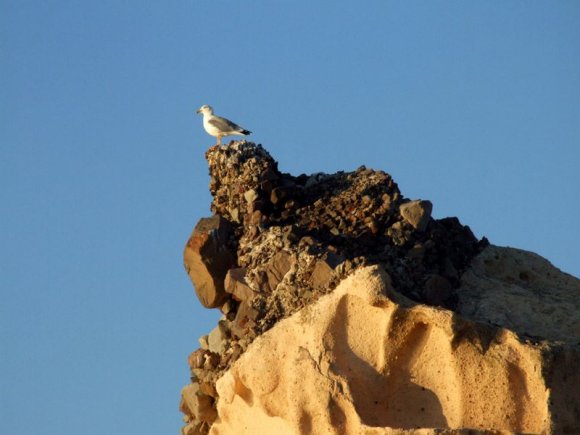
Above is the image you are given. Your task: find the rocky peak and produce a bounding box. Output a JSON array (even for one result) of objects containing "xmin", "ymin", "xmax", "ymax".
[
  {"xmin": 181, "ymin": 141, "xmax": 491, "ymax": 433},
  {"xmin": 201, "ymin": 142, "xmax": 487, "ymax": 316},
  {"xmin": 180, "ymin": 141, "xmax": 580, "ymax": 435}
]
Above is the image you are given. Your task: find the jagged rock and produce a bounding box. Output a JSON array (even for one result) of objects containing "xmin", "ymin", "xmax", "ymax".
[
  {"xmin": 399, "ymin": 199, "xmax": 433, "ymax": 231},
  {"xmin": 231, "ymin": 300, "xmax": 259, "ymax": 339},
  {"xmin": 202, "ymin": 352, "xmax": 220, "ymax": 371},
  {"xmin": 224, "ymin": 268, "xmax": 255, "ymax": 302},
  {"xmin": 207, "ymin": 320, "xmax": 229, "ymax": 355},
  {"xmin": 205, "ymin": 142, "xmax": 281, "ymax": 224},
  {"xmin": 188, "ymin": 349, "xmax": 207, "ymax": 369},
  {"xmin": 386, "ymin": 221, "xmax": 407, "ymax": 246},
  {"xmin": 183, "ymin": 215, "xmax": 236, "ymax": 308},
  {"xmin": 198, "ymin": 335, "xmax": 209, "ymax": 350},
  {"xmin": 220, "ymin": 300, "xmax": 236, "ymax": 319},
  {"xmin": 180, "ymin": 383, "xmax": 217, "ymax": 424},
  {"xmin": 310, "ymin": 252, "xmax": 344, "ymax": 289}
]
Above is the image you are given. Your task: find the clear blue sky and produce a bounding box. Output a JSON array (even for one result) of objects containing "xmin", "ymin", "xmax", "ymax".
[{"xmin": 1, "ymin": 2, "xmax": 579, "ymax": 434}]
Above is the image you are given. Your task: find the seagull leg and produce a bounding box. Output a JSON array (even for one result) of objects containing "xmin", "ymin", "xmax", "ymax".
[{"xmin": 217, "ymin": 136, "xmax": 221, "ymax": 145}]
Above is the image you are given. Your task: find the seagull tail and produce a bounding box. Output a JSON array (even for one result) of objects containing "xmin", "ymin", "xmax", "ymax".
[{"xmin": 240, "ymin": 129, "xmax": 251, "ymax": 136}]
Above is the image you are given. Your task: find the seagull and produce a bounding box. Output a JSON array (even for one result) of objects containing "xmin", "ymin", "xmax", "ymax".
[{"xmin": 196, "ymin": 105, "xmax": 251, "ymax": 145}]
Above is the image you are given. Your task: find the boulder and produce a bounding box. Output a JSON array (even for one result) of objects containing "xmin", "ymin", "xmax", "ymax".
[
  {"xmin": 183, "ymin": 215, "xmax": 236, "ymax": 308},
  {"xmin": 399, "ymin": 199, "xmax": 433, "ymax": 231}
]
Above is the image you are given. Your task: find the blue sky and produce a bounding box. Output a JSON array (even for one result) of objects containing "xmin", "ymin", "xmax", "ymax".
[{"xmin": 1, "ymin": 2, "xmax": 579, "ymax": 434}]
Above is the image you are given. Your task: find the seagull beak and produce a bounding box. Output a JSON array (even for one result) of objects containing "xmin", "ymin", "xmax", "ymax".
[{"xmin": 196, "ymin": 109, "xmax": 201, "ymax": 114}]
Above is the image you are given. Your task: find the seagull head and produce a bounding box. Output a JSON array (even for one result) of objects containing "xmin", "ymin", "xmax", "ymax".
[{"xmin": 196, "ymin": 105, "xmax": 213, "ymax": 116}]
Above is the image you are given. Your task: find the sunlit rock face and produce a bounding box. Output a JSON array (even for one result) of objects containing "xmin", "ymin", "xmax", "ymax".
[{"xmin": 180, "ymin": 141, "xmax": 580, "ymax": 434}]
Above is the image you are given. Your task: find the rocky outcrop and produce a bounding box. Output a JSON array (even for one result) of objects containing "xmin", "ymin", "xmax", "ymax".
[
  {"xmin": 211, "ymin": 267, "xmax": 549, "ymax": 434},
  {"xmin": 180, "ymin": 141, "xmax": 580, "ymax": 434}
]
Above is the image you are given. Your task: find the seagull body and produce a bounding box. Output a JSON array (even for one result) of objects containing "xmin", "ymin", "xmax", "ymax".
[{"xmin": 196, "ymin": 105, "xmax": 251, "ymax": 145}]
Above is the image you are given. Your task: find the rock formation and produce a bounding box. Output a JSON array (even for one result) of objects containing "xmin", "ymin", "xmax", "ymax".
[{"xmin": 180, "ymin": 141, "xmax": 580, "ymax": 434}]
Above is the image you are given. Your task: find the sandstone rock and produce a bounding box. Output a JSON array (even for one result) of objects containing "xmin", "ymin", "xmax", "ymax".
[
  {"xmin": 210, "ymin": 266, "xmax": 573, "ymax": 434},
  {"xmin": 183, "ymin": 215, "xmax": 236, "ymax": 308},
  {"xmin": 457, "ymin": 245, "xmax": 580, "ymax": 342},
  {"xmin": 399, "ymin": 199, "xmax": 433, "ymax": 231}
]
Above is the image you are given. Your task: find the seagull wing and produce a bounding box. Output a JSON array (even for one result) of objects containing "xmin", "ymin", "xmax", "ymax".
[{"xmin": 209, "ymin": 116, "xmax": 244, "ymax": 133}]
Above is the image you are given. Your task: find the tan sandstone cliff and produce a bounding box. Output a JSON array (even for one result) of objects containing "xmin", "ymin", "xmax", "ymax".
[{"xmin": 180, "ymin": 142, "xmax": 580, "ymax": 434}]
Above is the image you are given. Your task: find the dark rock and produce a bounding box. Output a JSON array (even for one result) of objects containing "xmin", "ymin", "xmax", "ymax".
[
  {"xmin": 282, "ymin": 225, "xmax": 303, "ymax": 243},
  {"xmin": 399, "ymin": 200, "xmax": 433, "ymax": 232},
  {"xmin": 423, "ymin": 274, "xmax": 452, "ymax": 306},
  {"xmin": 387, "ymin": 221, "xmax": 407, "ymax": 246},
  {"xmin": 231, "ymin": 300, "xmax": 259, "ymax": 339},
  {"xmin": 183, "ymin": 215, "xmax": 237, "ymax": 309},
  {"xmin": 203, "ymin": 352, "xmax": 220, "ymax": 370},
  {"xmin": 270, "ymin": 186, "xmax": 294, "ymax": 205}
]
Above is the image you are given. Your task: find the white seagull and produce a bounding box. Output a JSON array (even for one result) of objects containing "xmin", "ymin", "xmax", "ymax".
[{"xmin": 196, "ymin": 105, "xmax": 251, "ymax": 145}]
